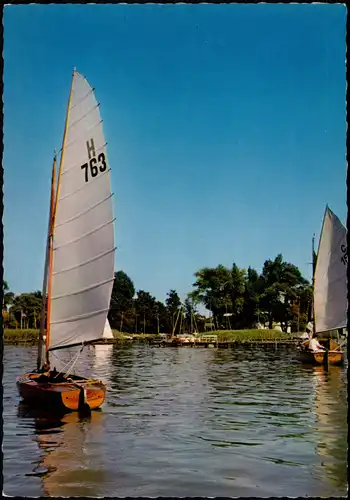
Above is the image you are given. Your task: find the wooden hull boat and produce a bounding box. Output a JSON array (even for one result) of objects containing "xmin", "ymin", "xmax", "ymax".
[
  {"xmin": 299, "ymin": 208, "xmax": 347, "ymax": 368},
  {"xmin": 17, "ymin": 372, "xmax": 106, "ymax": 412},
  {"xmin": 298, "ymin": 349, "xmax": 344, "ymax": 366},
  {"xmin": 17, "ymin": 70, "xmax": 116, "ymax": 414},
  {"xmin": 298, "ymin": 338, "xmax": 344, "ymax": 366}
]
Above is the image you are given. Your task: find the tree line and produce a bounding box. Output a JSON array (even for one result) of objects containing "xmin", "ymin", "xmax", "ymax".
[{"xmin": 2, "ymin": 253, "xmax": 313, "ymax": 333}]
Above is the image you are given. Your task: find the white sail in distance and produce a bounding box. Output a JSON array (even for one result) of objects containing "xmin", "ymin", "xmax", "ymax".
[
  {"xmin": 49, "ymin": 70, "xmax": 115, "ymax": 350},
  {"xmin": 314, "ymin": 206, "xmax": 347, "ymax": 333},
  {"xmin": 102, "ymin": 319, "xmax": 114, "ymax": 339}
]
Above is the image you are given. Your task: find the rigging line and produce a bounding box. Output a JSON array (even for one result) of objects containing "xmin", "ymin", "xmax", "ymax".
[
  {"xmin": 52, "ymin": 247, "xmax": 116, "ymax": 276},
  {"xmin": 65, "ymin": 345, "xmax": 85, "ymax": 378},
  {"xmin": 52, "ymin": 345, "xmax": 84, "ymax": 378}
]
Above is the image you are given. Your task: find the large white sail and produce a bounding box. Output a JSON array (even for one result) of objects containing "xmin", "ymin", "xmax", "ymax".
[
  {"xmin": 49, "ymin": 70, "xmax": 115, "ymax": 350},
  {"xmin": 314, "ymin": 206, "xmax": 347, "ymax": 333}
]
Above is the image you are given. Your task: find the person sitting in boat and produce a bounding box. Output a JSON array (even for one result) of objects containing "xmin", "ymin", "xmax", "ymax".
[
  {"xmin": 308, "ymin": 333, "xmax": 326, "ymax": 353},
  {"xmin": 300, "ymin": 324, "xmax": 312, "ymax": 347},
  {"xmin": 300, "ymin": 330, "xmax": 310, "ymax": 340}
]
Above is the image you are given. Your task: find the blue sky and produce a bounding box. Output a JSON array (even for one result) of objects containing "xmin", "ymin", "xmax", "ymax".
[{"xmin": 4, "ymin": 3, "xmax": 347, "ymax": 306}]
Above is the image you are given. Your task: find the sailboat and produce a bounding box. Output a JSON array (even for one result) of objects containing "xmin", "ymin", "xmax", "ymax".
[
  {"xmin": 92, "ymin": 318, "xmax": 114, "ymax": 345},
  {"xmin": 299, "ymin": 206, "xmax": 347, "ymax": 366},
  {"xmin": 17, "ymin": 69, "xmax": 116, "ymax": 411}
]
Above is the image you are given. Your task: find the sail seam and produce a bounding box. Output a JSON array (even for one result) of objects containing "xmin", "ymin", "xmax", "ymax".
[
  {"xmin": 51, "ymin": 276, "xmax": 114, "ymax": 300},
  {"xmin": 69, "ymin": 88, "xmax": 94, "ymax": 111},
  {"xmin": 59, "ymin": 168, "xmax": 111, "ymax": 200},
  {"xmin": 52, "ymin": 246, "xmax": 116, "ymax": 275},
  {"xmin": 60, "ymin": 142, "xmax": 107, "ymax": 177},
  {"xmin": 53, "ymin": 218, "xmax": 116, "ymax": 250},
  {"xmin": 68, "ymin": 103, "xmax": 100, "ymax": 130},
  {"xmin": 50, "ymin": 307, "xmax": 109, "ymax": 326},
  {"xmin": 55, "ymin": 193, "xmax": 113, "ymax": 227},
  {"xmin": 63, "ymin": 119, "xmax": 103, "ymax": 152}
]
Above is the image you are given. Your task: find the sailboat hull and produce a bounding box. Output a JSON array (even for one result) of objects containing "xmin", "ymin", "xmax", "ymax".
[
  {"xmin": 297, "ymin": 350, "xmax": 344, "ymax": 366},
  {"xmin": 297, "ymin": 338, "xmax": 344, "ymax": 366},
  {"xmin": 17, "ymin": 372, "xmax": 106, "ymax": 412}
]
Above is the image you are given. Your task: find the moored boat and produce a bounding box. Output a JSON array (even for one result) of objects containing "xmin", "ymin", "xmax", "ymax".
[
  {"xmin": 298, "ymin": 338, "xmax": 344, "ymax": 366},
  {"xmin": 17, "ymin": 69, "xmax": 116, "ymax": 412},
  {"xmin": 298, "ymin": 207, "xmax": 347, "ymax": 366}
]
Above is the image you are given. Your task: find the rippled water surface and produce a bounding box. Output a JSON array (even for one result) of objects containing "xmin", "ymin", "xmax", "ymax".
[{"xmin": 3, "ymin": 344, "xmax": 348, "ymax": 497}]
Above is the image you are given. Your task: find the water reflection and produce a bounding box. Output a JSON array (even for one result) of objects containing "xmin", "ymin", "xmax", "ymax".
[
  {"xmin": 17, "ymin": 403, "xmax": 107, "ymax": 497},
  {"xmin": 204, "ymin": 346, "xmax": 347, "ymax": 495},
  {"xmin": 3, "ymin": 344, "xmax": 348, "ymax": 497},
  {"xmin": 310, "ymin": 365, "xmax": 348, "ymax": 490}
]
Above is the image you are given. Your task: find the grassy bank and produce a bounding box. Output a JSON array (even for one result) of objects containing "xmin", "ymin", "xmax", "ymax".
[
  {"xmin": 3, "ymin": 329, "xmax": 159, "ymax": 345},
  {"xmin": 209, "ymin": 329, "xmax": 296, "ymax": 342},
  {"xmin": 4, "ymin": 329, "xmax": 39, "ymax": 344},
  {"xmin": 4, "ymin": 328, "xmax": 298, "ymax": 345}
]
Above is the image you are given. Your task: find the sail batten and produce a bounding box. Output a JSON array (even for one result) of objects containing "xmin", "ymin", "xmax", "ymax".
[
  {"xmin": 63, "ymin": 120, "xmax": 103, "ymax": 153},
  {"xmin": 68, "ymin": 104, "xmax": 100, "ymax": 129},
  {"xmin": 51, "ymin": 308, "xmax": 110, "ymax": 325},
  {"xmin": 52, "ymin": 277, "xmax": 115, "ymax": 301},
  {"xmin": 54, "ymin": 194, "xmax": 113, "ymax": 228},
  {"xmin": 69, "ymin": 88, "xmax": 94, "ymax": 111},
  {"xmin": 49, "ymin": 71, "xmax": 115, "ymax": 351},
  {"xmin": 54, "ymin": 218, "xmax": 115, "ymax": 250},
  {"xmin": 52, "ymin": 248, "xmax": 116, "ymax": 277},
  {"xmin": 314, "ymin": 206, "xmax": 347, "ymax": 333}
]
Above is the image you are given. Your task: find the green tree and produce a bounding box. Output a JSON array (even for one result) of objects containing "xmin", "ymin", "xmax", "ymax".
[
  {"xmin": 229, "ymin": 263, "xmax": 246, "ymax": 328},
  {"xmin": 108, "ymin": 271, "xmax": 135, "ymax": 331},
  {"xmin": 184, "ymin": 295, "xmax": 200, "ymax": 333},
  {"xmin": 242, "ymin": 267, "xmax": 261, "ymax": 328},
  {"xmin": 3, "ymin": 280, "xmax": 14, "ymax": 310},
  {"xmin": 11, "ymin": 291, "xmax": 42, "ymax": 329},
  {"xmin": 259, "ymin": 254, "xmax": 308, "ymax": 330},
  {"xmin": 134, "ymin": 290, "xmax": 158, "ymax": 333},
  {"xmin": 191, "ymin": 265, "xmax": 232, "ymax": 328},
  {"xmin": 166, "ymin": 289, "xmax": 182, "ymax": 334},
  {"xmin": 155, "ymin": 300, "xmax": 169, "ymax": 334}
]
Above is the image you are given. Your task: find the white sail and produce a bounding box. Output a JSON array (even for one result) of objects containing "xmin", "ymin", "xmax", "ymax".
[
  {"xmin": 49, "ymin": 70, "xmax": 115, "ymax": 350},
  {"xmin": 314, "ymin": 206, "xmax": 347, "ymax": 333},
  {"xmin": 102, "ymin": 319, "xmax": 114, "ymax": 339}
]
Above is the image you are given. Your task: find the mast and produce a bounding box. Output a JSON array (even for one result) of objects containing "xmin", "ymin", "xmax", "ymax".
[
  {"xmin": 45, "ymin": 69, "xmax": 75, "ymax": 363},
  {"xmin": 312, "ymin": 233, "xmax": 316, "ymax": 336},
  {"xmin": 37, "ymin": 155, "xmax": 57, "ymax": 370}
]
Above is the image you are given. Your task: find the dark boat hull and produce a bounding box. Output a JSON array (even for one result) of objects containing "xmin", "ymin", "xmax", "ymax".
[
  {"xmin": 297, "ymin": 338, "xmax": 344, "ymax": 366},
  {"xmin": 297, "ymin": 349, "xmax": 344, "ymax": 366},
  {"xmin": 17, "ymin": 372, "xmax": 106, "ymax": 412}
]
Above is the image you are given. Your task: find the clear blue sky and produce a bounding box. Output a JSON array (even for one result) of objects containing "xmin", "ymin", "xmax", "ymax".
[{"xmin": 4, "ymin": 4, "xmax": 347, "ymax": 305}]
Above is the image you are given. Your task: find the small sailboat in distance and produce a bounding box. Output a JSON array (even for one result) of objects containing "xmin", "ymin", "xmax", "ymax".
[
  {"xmin": 299, "ymin": 206, "xmax": 347, "ymax": 366},
  {"xmin": 92, "ymin": 318, "xmax": 114, "ymax": 344},
  {"xmin": 17, "ymin": 69, "xmax": 116, "ymax": 411}
]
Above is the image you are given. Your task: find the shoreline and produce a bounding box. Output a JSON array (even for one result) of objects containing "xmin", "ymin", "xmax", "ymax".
[{"xmin": 4, "ymin": 329, "xmax": 302, "ymax": 347}]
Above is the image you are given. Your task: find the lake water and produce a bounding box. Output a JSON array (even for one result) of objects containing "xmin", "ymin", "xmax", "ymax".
[{"xmin": 3, "ymin": 344, "xmax": 348, "ymax": 497}]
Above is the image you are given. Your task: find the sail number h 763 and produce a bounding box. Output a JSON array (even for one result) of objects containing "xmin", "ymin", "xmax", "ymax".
[
  {"xmin": 340, "ymin": 244, "xmax": 347, "ymax": 265},
  {"xmin": 81, "ymin": 138, "xmax": 107, "ymax": 182}
]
